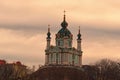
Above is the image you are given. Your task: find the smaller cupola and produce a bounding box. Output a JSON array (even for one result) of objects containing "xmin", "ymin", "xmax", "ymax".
[
  {"xmin": 77, "ymin": 26, "xmax": 81, "ymax": 40},
  {"xmin": 47, "ymin": 25, "xmax": 51, "ymax": 39}
]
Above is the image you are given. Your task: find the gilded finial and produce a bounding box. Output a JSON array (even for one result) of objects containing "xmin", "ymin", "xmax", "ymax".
[
  {"xmin": 77, "ymin": 26, "xmax": 81, "ymax": 40},
  {"xmin": 47, "ymin": 24, "xmax": 51, "ymax": 39},
  {"xmin": 63, "ymin": 10, "xmax": 66, "ymax": 21},
  {"xmin": 79, "ymin": 26, "xmax": 80, "ymax": 33},
  {"xmin": 48, "ymin": 24, "xmax": 50, "ymax": 32},
  {"xmin": 61, "ymin": 10, "xmax": 68, "ymax": 28}
]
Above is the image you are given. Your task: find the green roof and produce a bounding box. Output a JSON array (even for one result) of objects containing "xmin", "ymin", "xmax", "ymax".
[{"xmin": 58, "ymin": 28, "xmax": 71, "ymax": 38}]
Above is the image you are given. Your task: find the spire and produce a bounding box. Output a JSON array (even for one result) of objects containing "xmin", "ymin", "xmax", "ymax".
[
  {"xmin": 48, "ymin": 24, "xmax": 50, "ymax": 32},
  {"xmin": 61, "ymin": 10, "xmax": 68, "ymax": 28},
  {"xmin": 47, "ymin": 25, "xmax": 51, "ymax": 39},
  {"xmin": 78, "ymin": 26, "xmax": 80, "ymax": 34},
  {"xmin": 63, "ymin": 10, "xmax": 66, "ymax": 21},
  {"xmin": 77, "ymin": 26, "xmax": 81, "ymax": 40}
]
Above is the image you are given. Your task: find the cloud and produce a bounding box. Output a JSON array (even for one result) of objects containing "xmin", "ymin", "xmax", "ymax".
[
  {"xmin": 0, "ymin": 0, "xmax": 120, "ymax": 66},
  {"xmin": 0, "ymin": 30, "xmax": 45, "ymax": 66},
  {"xmin": 0, "ymin": 0, "xmax": 120, "ymax": 26},
  {"xmin": 0, "ymin": 24, "xmax": 120, "ymax": 66},
  {"xmin": 83, "ymin": 26, "xmax": 120, "ymax": 39},
  {"xmin": 0, "ymin": 24, "xmax": 45, "ymax": 32}
]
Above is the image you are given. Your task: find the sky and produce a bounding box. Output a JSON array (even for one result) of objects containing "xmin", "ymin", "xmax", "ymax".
[{"xmin": 0, "ymin": 0, "xmax": 120, "ymax": 67}]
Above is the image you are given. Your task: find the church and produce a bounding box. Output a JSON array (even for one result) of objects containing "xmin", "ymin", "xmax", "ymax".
[
  {"xmin": 30, "ymin": 12, "xmax": 87, "ymax": 80},
  {"xmin": 45, "ymin": 11, "xmax": 82, "ymax": 67}
]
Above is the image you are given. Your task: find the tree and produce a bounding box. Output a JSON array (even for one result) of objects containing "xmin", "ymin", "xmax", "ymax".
[
  {"xmin": 95, "ymin": 59, "xmax": 120, "ymax": 80},
  {"xmin": 82, "ymin": 65, "xmax": 99, "ymax": 80},
  {"xmin": 0, "ymin": 62, "xmax": 32, "ymax": 80}
]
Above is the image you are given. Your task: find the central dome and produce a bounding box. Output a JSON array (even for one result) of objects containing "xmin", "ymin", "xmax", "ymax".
[
  {"xmin": 58, "ymin": 28, "xmax": 71, "ymax": 38},
  {"xmin": 56, "ymin": 13, "xmax": 72, "ymax": 38}
]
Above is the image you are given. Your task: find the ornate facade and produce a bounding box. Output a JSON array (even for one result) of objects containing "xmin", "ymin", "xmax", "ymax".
[{"xmin": 45, "ymin": 12, "xmax": 82, "ymax": 67}]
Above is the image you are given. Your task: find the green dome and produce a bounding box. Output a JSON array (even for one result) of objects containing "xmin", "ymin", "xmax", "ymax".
[
  {"xmin": 56, "ymin": 13, "xmax": 72, "ymax": 38},
  {"xmin": 58, "ymin": 28, "xmax": 72, "ymax": 38}
]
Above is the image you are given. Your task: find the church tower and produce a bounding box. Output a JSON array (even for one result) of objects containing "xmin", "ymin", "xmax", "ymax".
[
  {"xmin": 45, "ymin": 11, "xmax": 82, "ymax": 67},
  {"xmin": 77, "ymin": 26, "xmax": 82, "ymax": 66},
  {"xmin": 45, "ymin": 26, "xmax": 51, "ymax": 64}
]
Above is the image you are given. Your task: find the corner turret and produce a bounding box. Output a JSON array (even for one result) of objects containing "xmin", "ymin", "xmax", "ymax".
[{"xmin": 46, "ymin": 25, "xmax": 51, "ymax": 50}]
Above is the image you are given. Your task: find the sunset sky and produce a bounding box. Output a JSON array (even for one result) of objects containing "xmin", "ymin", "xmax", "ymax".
[{"xmin": 0, "ymin": 0, "xmax": 120, "ymax": 67}]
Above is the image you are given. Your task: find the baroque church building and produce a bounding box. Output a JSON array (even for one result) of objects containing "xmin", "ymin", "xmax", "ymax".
[
  {"xmin": 30, "ymin": 12, "xmax": 87, "ymax": 80},
  {"xmin": 45, "ymin": 12, "xmax": 82, "ymax": 67}
]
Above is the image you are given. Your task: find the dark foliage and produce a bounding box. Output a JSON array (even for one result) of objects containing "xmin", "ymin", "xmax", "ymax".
[
  {"xmin": 0, "ymin": 59, "xmax": 120, "ymax": 80},
  {"xmin": 25, "ymin": 59, "xmax": 120, "ymax": 80},
  {"xmin": 0, "ymin": 64, "xmax": 30, "ymax": 80}
]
